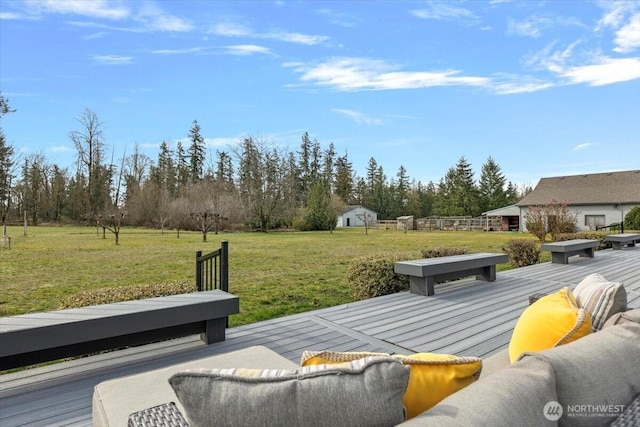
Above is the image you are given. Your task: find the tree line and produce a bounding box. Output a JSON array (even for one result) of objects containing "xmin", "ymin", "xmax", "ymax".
[{"xmin": 0, "ymin": 101, "xmax": 531, "ymax": 241}]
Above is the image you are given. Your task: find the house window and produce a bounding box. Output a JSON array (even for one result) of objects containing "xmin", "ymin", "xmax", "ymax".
[{"xmin": 585, "ymin": 215, "xmax": 605, "ymax": 230}]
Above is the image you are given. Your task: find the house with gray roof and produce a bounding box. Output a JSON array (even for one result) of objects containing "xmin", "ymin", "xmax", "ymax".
[{"xmin": 515, "ymin": 170, "xmax": 640, "ymax": 231}]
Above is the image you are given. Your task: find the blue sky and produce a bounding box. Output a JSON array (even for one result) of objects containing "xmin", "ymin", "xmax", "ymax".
[{"xmin": 1, "ymin": 0, "xmax": 639, "ymax": 188}]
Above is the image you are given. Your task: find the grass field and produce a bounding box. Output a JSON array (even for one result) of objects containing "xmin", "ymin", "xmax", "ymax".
[{"xmin": 0, "ymin": 225, "xmax": 542, "ymax": 326}]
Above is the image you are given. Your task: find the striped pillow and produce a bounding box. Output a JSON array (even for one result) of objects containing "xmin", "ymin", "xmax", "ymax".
[{"xmin": 573, "ymin": 273, "xmax": 627, "ymax": 331}]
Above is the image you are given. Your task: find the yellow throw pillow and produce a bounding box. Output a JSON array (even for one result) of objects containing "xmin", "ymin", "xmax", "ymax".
[
  {"xmin": 393, "ymin": 353, "xmax": 482, "ymax": 419},
  {"xmin": 300, "ymin": 350, "xmax": 390, "ymax": 365},
  {"xmin": 300, "ymin": 350, "xmax": 482, "ymax": 420},
  {"xmin": 508, "ymin": 287, "xmax": 592, "ymax": 363}
]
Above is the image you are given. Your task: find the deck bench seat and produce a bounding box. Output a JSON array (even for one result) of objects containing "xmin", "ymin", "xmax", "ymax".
[
  {"xmin": 394, "ymin": 253, "xmax": 509, "ymax": 296},
  {"xmin": 541, "ymin": 239, "xmax": 599, "ymax": 264},
  {"xmin": 0, "ymin": 290, "xmax": 239, "ymax": 371},
  {"xmin": 605, "ymin": 233, "xmax": 640, "ymax": 250}
]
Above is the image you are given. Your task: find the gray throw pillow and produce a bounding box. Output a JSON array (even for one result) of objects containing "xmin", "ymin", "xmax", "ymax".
[{"xmin": 169, "ymin": 356, "xmax": 409, "ymax": 427}]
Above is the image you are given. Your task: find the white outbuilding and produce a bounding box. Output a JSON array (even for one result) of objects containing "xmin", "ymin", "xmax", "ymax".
[{"xmin": 336, "ymin": 205, "xmax": 378, "ymax": 227}]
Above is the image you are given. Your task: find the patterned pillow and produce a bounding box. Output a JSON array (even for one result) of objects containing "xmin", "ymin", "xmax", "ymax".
[
  {"xmin": 573, "ymin": 273, "xmax": 627, "ymax": 331},
  {"xmin": 300, "ymin": 350, "xmax": 482, "ymax": 420},
  {"xmin": 169, "ymin": 356, "xmax": 409, "ymax": 427},
  {"xmin": 509, "ymin": 287, "xmax": 592, "ymax": 363}
]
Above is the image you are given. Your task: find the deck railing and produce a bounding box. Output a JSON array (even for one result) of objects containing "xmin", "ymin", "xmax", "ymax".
[
  {"xmin": 596, "ymin": 223, "xmax": 624, "ymax": 233},
  {"xmin": 196, "ymin": 240, "xmax": 229, "ymax": 292}
]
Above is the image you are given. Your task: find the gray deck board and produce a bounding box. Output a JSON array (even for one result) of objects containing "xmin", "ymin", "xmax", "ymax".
[{"xmin": 1, "ymin": 246, "xmax": 639, "ymax": 426}]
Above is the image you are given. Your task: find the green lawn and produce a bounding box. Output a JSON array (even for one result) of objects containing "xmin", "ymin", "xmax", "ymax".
[{"xmin": 0, "ymin": 225, "xmax": 541, "ymax": 326}]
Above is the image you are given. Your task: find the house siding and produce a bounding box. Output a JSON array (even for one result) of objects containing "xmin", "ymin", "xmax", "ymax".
[
  {"xmin": 336, "ymin": 206, "xmax": 378, "ymax": 227},
  {"xmin": 515, "ymin": 170, "xmax": 640, "ymax": 232}
]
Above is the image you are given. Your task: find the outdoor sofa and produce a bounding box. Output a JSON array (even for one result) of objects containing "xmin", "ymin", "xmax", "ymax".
[{"xmin": 93, "ymin": 274, "xmax": 640, "ymax": 426}]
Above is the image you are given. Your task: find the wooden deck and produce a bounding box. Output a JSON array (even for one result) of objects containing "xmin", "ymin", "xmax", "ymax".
[{"xmin": 1, "ymin": 247, "xmax": 639, "ymax": 426}]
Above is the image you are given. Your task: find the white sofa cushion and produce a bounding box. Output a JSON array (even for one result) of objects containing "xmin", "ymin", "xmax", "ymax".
[{"xmin": 92, "ymin": 346, "xmax": 297, "ymax": 427}]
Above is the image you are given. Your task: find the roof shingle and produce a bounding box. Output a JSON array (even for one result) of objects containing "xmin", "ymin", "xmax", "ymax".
[{"xmin": 516, "ymin": 170, "xmax": 640, "ymax": 206}]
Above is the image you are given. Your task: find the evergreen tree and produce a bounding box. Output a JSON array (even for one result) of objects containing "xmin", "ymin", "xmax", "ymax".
[
  {"xmin": 396, "ymin": 165, "xmax": 410, "ymax": 213},
  {"xmin": 215, "ymin": 150, "xmax": 234, "ymax": 185},
  {"xmin": 322, "ymin": 142, "xmax": 336, "ymax": 191},
  {"xmin": 297, "ymin": 132, "xmax": 312, "ymax": 205},
  {"xmin": 505, "ymin": 181, "xmax": 519, "ymax": 205},
  {"xmin": 188, "ymin": 120, "xmax": 206, "ymax": 182},
  {"xmin": 156, "ymin": 141, "xmax": 175, "ymax": 193},
  {"xmin": 453, "ymin": 156, "xmax": 480, "ymax": 217},
  {"xmin": 175, "ymin": 141, "xmax": 190, "ymax": 187},
  {"xmin": 478, "ymin": 156, "xmax": 508, "ymax": 212},
  {"xmin": 436, "ymin": 157, "xmax": 480, "ymax": 217},
  {"xmin": 334, "ymin": 153, "xmax": 354, "ymax": 204}
]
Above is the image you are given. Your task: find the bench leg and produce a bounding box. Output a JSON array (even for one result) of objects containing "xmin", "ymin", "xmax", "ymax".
[
  {"xmin": 409, "ymin": 276, "xmax": 435, "ymax": 296},
  {"xmin": 475, "ymin": 265, "xmax": 497, "ymax": 282},
  {"xmin": 551, "ymin": 252, "xmax": 568, "ymax": 264},
  {"xmin": 629, "ymin": 241, "xmax": 636, "ymax": 247},
  {"xmin": 201, "ymin": 317, "xmax": 227, "ymax": 344},
  {"xmin": 611, "ymin": 242, "xmax": 622, "ymax": 250},
  {"xmin": 579, "ymin": 248, "xmax": 594, "ymax": 258}
]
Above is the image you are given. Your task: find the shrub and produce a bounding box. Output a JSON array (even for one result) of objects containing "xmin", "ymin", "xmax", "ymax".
[
  {"xmin": 58, "ymin": 282, "xmax": 195, "ymax": 309},
  {"xmin": 502, "ymin": 239, "xmax": 540, "ymax": 268},
  {"xmin": 554, "ymin": 231, "xmax": 609, "ymax": 250},
  {"xmin": 524, "ymin": 206, "xmax": 547, "ymax": 241},
  {"xmin": 546, "ymin": 199, "xmax": 577, "ymax": 241},
  {"xmin": 524, "ymin": 200, "xmax": 578, "ymax": 242},
  {"xmin": 420, "ymin": 247, "xmax": 469, "ymax": 258},
  {"xmin": 625, "ymin": 206, "xmax": 640, "ymax": 231},
  {"xmin": 347, "ymin": 254, "xmax": 412, "ymax": 301}
]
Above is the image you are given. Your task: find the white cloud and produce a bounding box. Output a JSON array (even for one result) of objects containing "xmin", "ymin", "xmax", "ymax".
[
  {"xmin": 225, "ymin": 45, "xmax": 272, "ymax": 56},
  {"xmin": 211, "ymin": 21, "xmax": 328, "ymax": 45},
  {"xmin": 286, "ymin": 57, "xmax": 490, "ymax": 91},
  {"xmin": 596, "ymin": 1, "xmax": 636, "ymax": 30},
  {"xmin": 507, "ymin": 17, "xmax": 544, "ymax": 38},
  {"xmin": 0, "ymin": 12, "xmax": 29, "ymax": 20},
  {"xmin": 18, "ymin": 1, "xmax": 191, "ymax": 33},
  {"xmin": 332, "ymin": 108, "xmax": 382, "ymax": 125},
  {"xmin": 492, "ymin": 79, "xmax": 554, "ymax": 94},
  {"xmin": 83, "ymin": 31, "xmax": 108, "ymax": 40},
  {"xmin": 135, "ymin": 2, "xmax": 193, "ymax": 32},
  {"xmin": 265, "ymin": 31, "xmax": 328, "ymax": 45},
  {"xmin": 507, "ymin": 15, "xmax": 585, "ymax": 38},
  {"xmin": 573, "ymin": 143, "xmax": 595, "ymax": 151},
  {"xmin": 561, "ymin": 57, "xmax": 640, "ymax": 86},
  {"xmin": 613, "ymin": 13, "xmax": 640, "ymax": 53},
  {"xmin": 24, "ymin": 0, "xmax": 129, "ymax": 20},
  {"xmin": 212, "ymin": 22, "xmax": 251, "ymax": 37},
  {"xmin": 93, "ymin": 54, "xmax": 133, "ymax": 65},
  {"xmin": 411, "ymin": 4, "xmax": 479, "ymax": 25},
  {"xmin": 151, "ymin": 47, "xmax": 207, "ymax": 55}
]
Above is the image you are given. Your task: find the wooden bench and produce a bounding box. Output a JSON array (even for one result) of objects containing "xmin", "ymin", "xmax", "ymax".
[
  {"xmin": 394, "ymin": 253, "xmax": 509, "ymax": 296},
  {"xmin": 541, "ymin": 239, "xmax": 599, "ymax": 264},
  {"xmin": 605, "ymin": 233, "xmax": 640, "ymax": 250},
  {"xmin": 0, "ymin": 290, "xmax": 239, "ymax": 371}
]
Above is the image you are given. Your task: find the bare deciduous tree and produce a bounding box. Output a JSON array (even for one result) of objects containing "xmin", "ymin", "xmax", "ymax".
[{"xmin": 70, "ymin": 109, "xmax": 107, "ymax": 217}]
